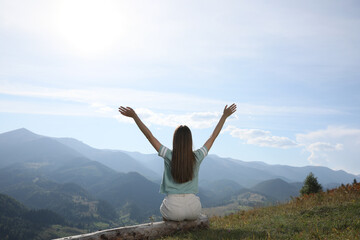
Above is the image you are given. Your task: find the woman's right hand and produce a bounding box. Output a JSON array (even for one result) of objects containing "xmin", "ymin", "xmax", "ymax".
[
  {"xmin": 223, "ymin": 103, "xmax": 237, "ymax": 118},
  {"xmin": 118, "ymin": 106, "xmax": 137, "ymax": 118}
]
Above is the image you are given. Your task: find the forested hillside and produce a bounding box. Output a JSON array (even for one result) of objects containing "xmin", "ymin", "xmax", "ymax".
[{"xmin": 0, "ymin": 193, "xmax": 82, "ymax": 240}]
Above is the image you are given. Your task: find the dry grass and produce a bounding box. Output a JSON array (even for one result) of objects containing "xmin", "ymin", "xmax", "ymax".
[{"xmin": 160, "ymin": 183, "xmax": 360, "ymax": 240}]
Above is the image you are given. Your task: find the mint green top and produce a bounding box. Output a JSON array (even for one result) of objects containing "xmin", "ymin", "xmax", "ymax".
[{"xmin": 158, "ymin": 145, "xmax": 208, "ymax": 195}]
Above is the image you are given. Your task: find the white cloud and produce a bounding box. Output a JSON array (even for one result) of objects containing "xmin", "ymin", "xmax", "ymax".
[
  {"xmin": 305, "ymin": 142, "xmax": 344, "ymax": 165},
  {"xmin": 224, "ymin": 125, "xmax": 360, "ymax": 174},
  {"xmin": 0, "ymin": 81, "xmax": 228, "ymax": 128},
  {"xmin": 236, "ymin": 104, "xmax": 343, "ymax": 116},
  {"xmin": 307, "ymin": 142, "xmax": 343, "ymax": 152},
  {"xmin": 142, "ymin": 109, "xmax": 221, "ymax": 129},
  {"xmin": 91, "ymin": 103, "xmax": 114, "ymax": 114},
  {"xmin": 0, "ymin": 80, "xmax": 226, "ymax": 112},
  {"xmin": 296, "ymin": 126, "xmax": 360, "ymax": 144},
  {"xmin": 8, "ymin": 81, "xmax": 340, "ymax": 131},
  {"xmin": 224, "ymin": 125, "xmax": 298, "ymax": 149},
  {"xmin": 296, "ymin": 126, "xmax": 360, "ymax": 174},
  {"xmin": 0, "ymin": 81, "xmax": 343, "ymax": 119},
  {"xmin": 116, "ymin": 108, "xmax": 222, "ymax": 129}
]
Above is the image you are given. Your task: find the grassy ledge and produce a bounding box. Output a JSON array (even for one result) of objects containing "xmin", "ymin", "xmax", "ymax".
[{"xmin": 161, "ymin": 183, "xmax": 360, "ymax": 240}]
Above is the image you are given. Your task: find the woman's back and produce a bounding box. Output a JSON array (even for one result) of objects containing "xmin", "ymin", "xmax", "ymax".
[{"xmin": 158, "ymin": 144, "xmax": 208, "ymax": 195}]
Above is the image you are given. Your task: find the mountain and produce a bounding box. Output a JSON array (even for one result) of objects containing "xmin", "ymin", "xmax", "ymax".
[
  {"xmin": 198, "ymin": 179, "xmax": 244, "ymax": 207},
  {"xmin": 5, "ymin": 128, "xmax": 356, "ymax": 189},
  {"xmin": 121, "ymin": 151, "xmax": 164, "ymax": 179},
  {"xmin": 123, "ymin": 151, "xmax": 285, "ymax": 186},
  {"xmin": 0, "ymin": 128, "xmax": 42, "ymax": 145},
  {"xmin": 235, "ymin": 160, "xmax": 358, "ymax": 187},
  {"xmin": 201, "ymin": 179, "xmax": 244, "ymax": 194},
  {"xmin": 121, "ymin": 150, "xmax": 359, "ymax": 188},
  {"xmin": 94, "ymin": 172, "xmax": 163, "ymax": 222},
  {"xmin": 56, "ymin": 137, "xmax": 160, "ymax": 180},
  {"xmin": 200, "ymin": 155, "xmax": 281, "ymax": 187},
  {"xmin": 0, "ymin": 128, "xmax": 158, "ymax": 181},
  {"xmin": 121, "ymin": 150, "xmax": 284, "ymax": 187},
  {"xmin": 251, "ymin": 178, "xmax": 301, "ymax": 202},
  {"xmin": 1, "ymin": 128, "xmax": 359, "ymax": 221},
  {"xmin": 0, "ymin": 128, "xmax": 82, "ymax": 169},
  {"xmin": 0, "ymin": 128, "xmax": 164, "ymax": 223}
]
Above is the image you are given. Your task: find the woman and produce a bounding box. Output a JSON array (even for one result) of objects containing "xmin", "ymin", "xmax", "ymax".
[{"xmin": 118, "ymin": 104, "xmax": 237, "ymax": 221}]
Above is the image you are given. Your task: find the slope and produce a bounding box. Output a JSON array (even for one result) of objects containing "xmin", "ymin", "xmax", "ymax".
[
  {"xmin": 163, "ymin": 182, "xmax": 360, "ymax": 239},
  {"xmin": 0, "ymin": 166, "xmax": 117, "ymax": 223},
  {"xmin": 0, "ymin": 193, "xmax": 69, "ymax": 240}
]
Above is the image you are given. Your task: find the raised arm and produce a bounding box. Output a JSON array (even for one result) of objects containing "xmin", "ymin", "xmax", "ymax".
[
  {"xmin": 204, "ymin": 104, "xmax": 237, "ymax": 151},
  {"xmin": 118, "ymin": 106, "xmax": 161, "ymax": 152}
]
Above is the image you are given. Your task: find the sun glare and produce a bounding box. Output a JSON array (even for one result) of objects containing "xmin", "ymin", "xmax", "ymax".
[{"xmin": 53, "ymin": 0, "xmax": 127, "ymax": 58}]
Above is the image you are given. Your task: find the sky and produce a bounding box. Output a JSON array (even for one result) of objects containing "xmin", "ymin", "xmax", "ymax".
[{"xmin": 1, "ymin": 0, "xmax": 360, "ymax": 174}]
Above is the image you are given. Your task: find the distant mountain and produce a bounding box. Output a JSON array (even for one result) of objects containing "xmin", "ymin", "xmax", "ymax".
[
  {"xmin": 121, "ymin": 150, "xmax": 359, "ymax": 188},
  {"xmin": 56, "ymin": 137, "xmax": 159, "ymax": 180},
  {"xmin": 121, "ymin": 150, "xmax": 284, "ymax": 186},
  {"xmin": 0, "ymin": 128, "xmax": 164, "ymax": 223},
  {"xmin": 0, "ymin": 128, "xmax": 42, "ymax": 145},
  {"xmin": 290, "ymin": 182, "xmax": 304, "ymax": 191},
  {"xmin": 121, "ymin": 151, "xmax": 164, "ymax": 179},
  {"xmin": 0, "ymin": 128, "xmax": 159, "ymax": 180},
  {"xmin": 251, "ymin": 178, "xmax": 301, "ymax": 202},
  {"xmin": 198, "ymin": 179, "xmax": 244, "ymax": 206},
  {"xmin": 0, "ymin": 128, "xmax": 82, "ymax": 169},
  {"xmin": 4, "ymin": 128, "xmax": 356, "ymax": 189},
  {"xmin": 201, "ymin": 179, "xmax": 244, "ymax": 194},
  {"xmin": 235, "ymin": 160, "xmax": 358, "ymax": 188},
  {"xmin": 200, "ymin": 155, "xmax": 281, "ymax": 187},
  {"xmin": 1, "ymin": 128, "xmax": 359, "ymax": 222},
  {"xmin": 94, "ymin": 171, "xmax": 163, "ymax": 222}
]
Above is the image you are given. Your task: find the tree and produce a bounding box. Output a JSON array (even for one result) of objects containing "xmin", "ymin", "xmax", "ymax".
[{"xmin": 300, "ymin": 172, "xmax": 323, "ymax": 195}]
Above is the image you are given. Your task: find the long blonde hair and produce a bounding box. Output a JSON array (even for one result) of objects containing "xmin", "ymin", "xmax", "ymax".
[{"xmin": 171, "ymin": 125, "xmax": 195, "ymax": 183}]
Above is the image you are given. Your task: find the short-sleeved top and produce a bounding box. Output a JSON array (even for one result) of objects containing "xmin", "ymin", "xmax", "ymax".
[{"xmin": 158, "ymin": 145, "xmax": 208, "ymax": 195}]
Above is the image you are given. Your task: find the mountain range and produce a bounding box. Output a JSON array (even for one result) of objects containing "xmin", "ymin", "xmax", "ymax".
[
  {"xmin": 0, "ymin": 128, "xmax": 358, "ymax": 226},
  {"xmin": 0, "ymin": 128, "xmax": 163, "ymax": 225}
]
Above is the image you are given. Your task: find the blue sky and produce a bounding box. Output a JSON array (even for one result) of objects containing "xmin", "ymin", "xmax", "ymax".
[{"xmin": 1, "ymin": 0, "xmax": 360, "ymax": 174}]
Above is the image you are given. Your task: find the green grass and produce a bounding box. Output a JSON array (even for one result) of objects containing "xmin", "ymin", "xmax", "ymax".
[{"xmin": 161, "ymin": 183, "xmax": 360, "ymax": 240}]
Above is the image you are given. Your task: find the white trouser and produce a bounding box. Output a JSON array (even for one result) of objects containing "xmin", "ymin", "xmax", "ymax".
[{"xmin": 160, "ymin": 194, "xmax": 202, "ymax": 221}]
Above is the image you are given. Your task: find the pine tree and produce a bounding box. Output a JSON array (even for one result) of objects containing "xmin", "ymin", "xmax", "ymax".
[{"xmin": 300, "ymin": 172, "xmax": 323, "ymax": 195}]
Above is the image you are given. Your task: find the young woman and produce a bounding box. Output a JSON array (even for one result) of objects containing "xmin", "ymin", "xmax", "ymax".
[{"xmin": 118, "ymin": 104, "xmax": 237, "ymax": 221}]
